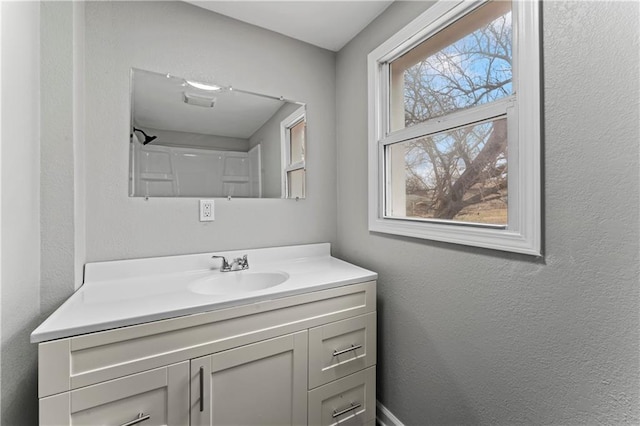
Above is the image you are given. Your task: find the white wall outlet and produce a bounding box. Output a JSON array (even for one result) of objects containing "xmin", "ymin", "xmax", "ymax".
[{"xmin": 199, "ymin": 199, "xmax": 215, "ymax": 222}]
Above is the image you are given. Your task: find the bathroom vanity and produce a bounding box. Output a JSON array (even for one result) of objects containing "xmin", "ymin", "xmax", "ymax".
[{"xmin": 32, "ymin": 244, "xmax": 377, "ymax": 426}]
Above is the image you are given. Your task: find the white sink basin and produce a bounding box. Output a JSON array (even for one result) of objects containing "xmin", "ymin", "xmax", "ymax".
[
  {"xmin": 188, "ymin": 271, "xmax": 289, "ymax": 295},
  {"xmin": 31, "ymin": 244, "xmax": 380, "ymax": 343}
]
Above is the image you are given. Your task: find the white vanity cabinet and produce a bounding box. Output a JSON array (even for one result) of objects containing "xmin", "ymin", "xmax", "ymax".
[{"xmin": 37, "ymin": 280, "xmax": 377, "ymax": 426}]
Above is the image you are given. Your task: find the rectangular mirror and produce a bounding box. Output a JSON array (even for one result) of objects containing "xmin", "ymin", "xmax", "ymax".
[{"xmin": 129, "ymin": 68, "xmax": 306, "ymax": 198}]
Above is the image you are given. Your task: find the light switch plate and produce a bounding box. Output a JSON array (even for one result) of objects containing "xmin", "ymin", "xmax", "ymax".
[{"xmin": 199, "ymin": 199, "xmax": 215, "ymax": 222}]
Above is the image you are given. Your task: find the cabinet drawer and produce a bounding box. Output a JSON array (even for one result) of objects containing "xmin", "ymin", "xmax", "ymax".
[
  {"xmin": 308, "ymin": 366, "xmax": 376, "ymax": 426},
  {"xmin": 39, "ymin": 361, "xmax": 189, "ymax": 426},
  {"xmin": 308, "ymin": 312, "xmax": 376, "ymax": 388}
]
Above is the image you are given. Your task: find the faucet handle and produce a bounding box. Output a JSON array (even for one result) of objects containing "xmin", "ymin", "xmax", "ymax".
[{"xmin": 232, "ymin": 254, "xmax": 249, "ymax": 270}]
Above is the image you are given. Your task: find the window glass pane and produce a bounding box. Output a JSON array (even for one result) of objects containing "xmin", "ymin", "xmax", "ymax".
[
  {"xmin": 287, "ymin": 169, "xmax": 305, "ymax": 199},
  {"xmin": 289, "ymin": 120, "xmax": 305, "ymax": 164},
  {"xmin": 386, "ymin": 117, "xmax": 507, "ymax": 225},
  {"xmin": 390, "ymin": 1, "xmax": 512, "ymax": 131}
]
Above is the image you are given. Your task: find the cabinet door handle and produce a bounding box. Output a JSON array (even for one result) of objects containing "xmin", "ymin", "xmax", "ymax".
[
  {"xmin": 332, "ymin": 402, "xmax": 361, "ymax": 418},
  {"xmin": 199, "ymin": 366, "xmax": 204, "ymax": 412},
  {"xmin": 332, "ymin": 344, "xmax": 362, "ymax": 357},
  {"xmin": 119, "ymin": 413, "xmax": 150, "ymax": 426}
]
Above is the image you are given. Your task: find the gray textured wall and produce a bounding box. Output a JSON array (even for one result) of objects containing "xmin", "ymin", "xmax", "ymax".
[
  {"xmin": 84, "ymin": 1, "xmax": 337, "ymax": 261},
  {"xmin": 40, "ymin": 1, "xmax": 77, "ymax": 320},
  {"xmin": 335, "ymin": 1, "xmax": 639, "ymax": 424},
  {"xmin": 1, "ymin": 3, "xmax": 41, "ymax": 425}
]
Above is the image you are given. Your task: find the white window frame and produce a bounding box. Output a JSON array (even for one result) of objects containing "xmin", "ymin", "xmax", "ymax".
[
  {"xmin": 281, "ymin": 106, "xmax": 306, "ymax": 198},
  {"xmin": 367, "ymin": 0, "xmax": 541, "ymax": 256}
]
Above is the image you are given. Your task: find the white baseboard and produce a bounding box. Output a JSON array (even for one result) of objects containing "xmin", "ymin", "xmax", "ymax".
[{"xmin": 377, "ymin": 400, "xmax": 405, "ymax": 426}]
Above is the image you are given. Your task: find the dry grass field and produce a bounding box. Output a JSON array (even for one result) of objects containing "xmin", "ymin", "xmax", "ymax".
[{"xmin": 406, "ymin": 188, "xmax": 507, "ymax": 225}]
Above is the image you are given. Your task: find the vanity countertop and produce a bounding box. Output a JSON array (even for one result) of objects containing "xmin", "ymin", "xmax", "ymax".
[{"xmin": 31, "ymin": 243, "xmax": 376, "ymax": 343}]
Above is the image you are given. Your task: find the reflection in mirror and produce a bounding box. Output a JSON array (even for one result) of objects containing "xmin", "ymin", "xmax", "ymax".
[{"xmin": 129, "ymin": 68, "xmax": 306, "ymax": 198}]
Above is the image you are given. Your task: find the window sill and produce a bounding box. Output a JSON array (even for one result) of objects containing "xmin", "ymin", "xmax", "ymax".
[{"xmin": 369, "ymin": 217, "xmax": 541, "ymax": 256}]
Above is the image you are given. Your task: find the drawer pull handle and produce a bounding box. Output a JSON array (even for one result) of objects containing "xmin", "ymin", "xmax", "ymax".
[
  {"xmin": 332, "ymin": 402, "xmax": 362, "ymax": 418},
  {"xmin": 333, "ymin": 344, "xmax": 362, "ymax": 357},
  {"xmin": 199, "ymin": 366, "xmax": 204, "ymax": 412},
  {"xmin": 120, "ymin": 413, "xmax": 150, "ymax": 426}
]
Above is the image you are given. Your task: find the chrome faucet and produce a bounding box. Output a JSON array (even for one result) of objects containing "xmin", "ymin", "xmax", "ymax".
[
  {"xmin": 211, "ymin": 254, "xmax": 249, "ymax": 272},
  {"xmin": 211, "ymin": 255, "xmax": 231, "ymax": 271}
]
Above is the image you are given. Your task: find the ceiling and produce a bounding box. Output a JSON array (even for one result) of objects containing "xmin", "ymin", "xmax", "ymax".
[
  {"xmin": 185, "ymin": 1, "xmax": 394, "ymax": 51},
  {"xmin": 133, "ymin": 70, "xmax": 299, "ymax": 139}
]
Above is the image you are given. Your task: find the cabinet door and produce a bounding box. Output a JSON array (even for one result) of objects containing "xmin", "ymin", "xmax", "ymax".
[
  {"xmin": 191, "ymin": 331, "xmax": 308, "ymax": 426},
  {"xmin": 39, "ymin": 361, "xmax": 189, "ymax": 426}
]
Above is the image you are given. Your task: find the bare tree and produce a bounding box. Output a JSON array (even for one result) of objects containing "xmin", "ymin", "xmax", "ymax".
[{"xmin": 401, "ymin": 9, "xmax": 511, "ymax": 222}]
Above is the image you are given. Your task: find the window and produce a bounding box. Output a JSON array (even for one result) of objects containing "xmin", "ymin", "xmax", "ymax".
[
  {"xmin": 281, "ymin": 107, "xmax": 306, "ymax": 199},
  {"xmin": 368, "ymin": 0, "xmax": 541, "ymax": 255}
]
